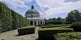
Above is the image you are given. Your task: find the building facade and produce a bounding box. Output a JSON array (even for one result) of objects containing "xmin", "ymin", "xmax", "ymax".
[{"xmin": 25, "ymin": 6, "xmax": 45, "ymax": 26}]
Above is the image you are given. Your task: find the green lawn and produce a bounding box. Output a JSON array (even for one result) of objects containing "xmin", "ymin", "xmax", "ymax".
[
  {"xmin": 39, "ymin": 27, "xmax": 73, "ymax": 31},
  {"xmin": 18, "ymin": 26, "xmax": 35, "ymax": 29}
]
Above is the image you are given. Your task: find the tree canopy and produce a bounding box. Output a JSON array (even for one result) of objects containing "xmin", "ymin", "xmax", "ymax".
[{"xmin": 66, "ymin": 10, "xmax": 81, "ymax": 24}]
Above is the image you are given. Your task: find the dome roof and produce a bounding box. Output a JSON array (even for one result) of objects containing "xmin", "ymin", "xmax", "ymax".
[
  {"xmin": 26, "ymin": 9, "xmax": 39, "ymax": 14},
  {"xmin": 25, "ymin": 5, "xmax": 40, "ymax": 18},
  {"xmin": 25, "ymin": 5, "xmax": 39, "ymax": 14}
]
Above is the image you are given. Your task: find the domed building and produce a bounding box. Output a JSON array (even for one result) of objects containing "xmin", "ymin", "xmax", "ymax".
[{"xmin": 25, "ymin": 5, "xmax": 45, "ymax": 26}]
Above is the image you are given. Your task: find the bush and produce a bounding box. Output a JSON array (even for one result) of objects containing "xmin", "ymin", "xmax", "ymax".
[
  {"xmin": 0, "ymin": 2, "xmax": 28, "ymax": 32},
  {"xmin": 42, "ymin": 25, "xmax": 61, "ymax": 28},
  {"xmin": 38, "ymin": 27, "xmax": 73, "ymax": 40},
  {"xmin": 18, "ymin": 26, "xmax": 35, "ymax": 35},
  {"xmin": 42, "ymin": 24, "xmax": 71, "ymax": 28},
  {"xmin": 71, "ymin": 22, "xmax": 81, "ymax": 32},
  {"xmin": 55, "ymin": 32, "xmax": 81, "ymax": 40}
]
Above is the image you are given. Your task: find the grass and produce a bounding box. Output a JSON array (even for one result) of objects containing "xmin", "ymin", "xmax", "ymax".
[
  {"xmin": 39, "ymin": 27, "xmax": 73, "ymax": 31},
  {"xmin": 46, "ymin": 24, "xmax": 71, "ymax": 26},
  {"xmin": 39, "ymin": 24, "xmax": 72, "ymax": 31},
  {"xmin": 18, "ymin": 26, "xmax": 35, "ymax": 29},
  {"xmin": 42, "ymin": 24, "xmax": 71, "ymax": 28}
]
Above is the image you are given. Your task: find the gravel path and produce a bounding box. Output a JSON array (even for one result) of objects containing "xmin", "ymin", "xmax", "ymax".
[{"xmin": 0, "ymin": 27, "xmax": 39, "ymax": 40}]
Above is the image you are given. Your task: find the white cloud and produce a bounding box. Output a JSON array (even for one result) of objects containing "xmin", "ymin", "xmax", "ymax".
[
  {"xmin": 64, "ymin": 0, "xmax": 81, "ymax": 2},
  {"xmin": 35, "ymin": 0, "xmax": 81, "ymax": 18},
  {"xmin": 23, "ymin": 0, "xmax": 33, "ymax": 3},
  {"xmin": 3, "ymin": 0, "xmax": 81, "ymax": 18},
  {"xmin": 3, "ymin": 0, "xmax": 33, "ymax": 16},
  {"xmin": 0, "ymin": 0, "xmax": 2, "ymax": 2},
  {"xmin": 4, "ymin": 0, "xmax": 29, "ymax": 8}
]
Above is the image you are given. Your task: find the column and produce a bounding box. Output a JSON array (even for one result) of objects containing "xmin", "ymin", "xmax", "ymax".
[
  {"xmin": 33, "ymin": 21, "xmax": 34, "ymax": 26},
  {"xmin": 38, "ymin": 21, "xmax": 39, "ymax": 26},
  {"xmin": 40, "ymin": 21, "xmax": 41, "ymax": 26},
  {"xmin": 29, "ymin": 21, "xmax": 30, "ymax": 25},
  {"xmin": 38, "ymin": 21, "xmax": 40, "ymax": 25},
  {"xmin": 36, "ymin": 21, "xmax": 38, "ymax": 26},
  {"xmin": 42, "ymin": 21, "xmax": 43, "ymax": 26},
  {"xmin": 44, "ymin": 21, "xmax": 45, "ymax": 24}
]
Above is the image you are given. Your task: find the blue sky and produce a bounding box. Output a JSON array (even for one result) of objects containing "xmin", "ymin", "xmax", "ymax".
[{"xmin": 0, "ymin": 0, "xmax": 81, "ymax": 19}]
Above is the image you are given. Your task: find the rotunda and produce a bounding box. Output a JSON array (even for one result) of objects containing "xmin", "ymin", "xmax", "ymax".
[{"xmin": 25, "ymin": 5, "xmax": 45, "ymax": 26}]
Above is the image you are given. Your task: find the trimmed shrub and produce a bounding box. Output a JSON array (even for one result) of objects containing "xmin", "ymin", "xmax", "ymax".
[
  {"xmin": 71, "ymin": 22, "xmax": 81, "ymax": 32},
  {"xmin": 42, "ymin": 24, "xmax": 71, "ymax": 28},
  {"xmin": 0, "ymin": 2, "xmax": 28, "ymax": 32},
  {"xmin": 38, "ymin": 27, "xmax": 73, "ymax": 40},
  {"xmin": 18, "ymin": 26, "xmax": 35, "ymax": 35},
  {"xmin": 42, "ymin": 25, "xmax": 61, "ymax": 28},
  {"xmin": 55, "ymin": 32, "xmax": 81, "ymax": 40}
]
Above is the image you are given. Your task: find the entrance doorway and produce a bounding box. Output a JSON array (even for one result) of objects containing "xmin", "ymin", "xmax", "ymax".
[{"xmin": 30, "ymin": 21, "xmax": 33, "ymax": 25}]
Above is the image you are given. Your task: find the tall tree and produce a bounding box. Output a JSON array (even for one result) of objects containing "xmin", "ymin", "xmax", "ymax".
[
  {"xmin": 74, "ymin": 10, "xmax": 81, "ymax": 22},
  {"xmin": 57, "ymin": 17, "xmax": 62, "ymax": 21},
  {"xmin": 66, "ymin": 10, "xmax": 81, "ymax": 24}
]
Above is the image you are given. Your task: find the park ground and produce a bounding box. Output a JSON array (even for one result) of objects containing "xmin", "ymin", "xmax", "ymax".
[{"xmin": 0, "ymin": 27, "xmax": 39, "ymax": 40}]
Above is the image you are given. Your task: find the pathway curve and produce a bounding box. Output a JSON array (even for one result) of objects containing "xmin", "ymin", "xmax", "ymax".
[{"xmin": 0, "ymin": 27, "xmax": 39, "ymax": 40}]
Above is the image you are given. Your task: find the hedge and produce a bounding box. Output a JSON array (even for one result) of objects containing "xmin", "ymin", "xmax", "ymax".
[
  {"xmin": 71, "ymin": 22, "xmax": 81, "ymax": 32},
  {"xmin": 18, "ymin": 26, "xmax": 35, "ymax": 35},
  {"xmin": 42, "ymin": 25, "xmax": 61, "ymax": 28},
  {"xmin": 55, "ymin": 32, "xmax": 81, "ymax": 40},
  {"xmin": 0, "ymin": 2, "xmax": 13, "ymax": 32},
  {"xmin": 0, "ymin": 2, "xmax": 28, "ymax": 32},
  {"xmin": 42, "ymin": 24, "xmax": 71, "ymax": 28},
  {"xmin": 38, "ymin": 27, "xmax": 73, "ymax": 40}
]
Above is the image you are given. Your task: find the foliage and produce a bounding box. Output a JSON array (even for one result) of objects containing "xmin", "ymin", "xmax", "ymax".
[
  {"xmin": 66, "ymin": 10, "xmax": 81, "ymax": 24},
  {"xmin": 18, "ymin": 26, "xmax": 35, "ymax": 29},
  {"xmin": 45, "ymin": 17, "xmax": 64, "ymax": 24},
  {"xmin": 71, "ymin": 22, "xmax": 81, "ymax": 32},
  {"xmin": 39, "ymin": 27, "xmax": 73, "ymax": 31},
  {"xmin": 18, "ymin": 26, "xmax": 35, "ymax": 35},
  {"xmin": 57, "ymin": 17, "xmax": 62, "ymax": 21},
  {"xmin": 11, "ymin": 10, "xmax": 28, "ymax": 29},
  {"xmin": 0, "ymin": 2, "xmax": 28, "ymax": 32},
  {"xmin": 56, "ymin": 32, "xmax": 81, "ymax": 40},
  {"xmin": 0, "ymin": 2, "xmax": 13, "ymax": 31},
  {"xmin": 38, "ymin": 27, "xmax": 73, "ymax": 40},
  {"xmin": 42, "ymin": 24, "xmax": 71, "ymax": 28}
]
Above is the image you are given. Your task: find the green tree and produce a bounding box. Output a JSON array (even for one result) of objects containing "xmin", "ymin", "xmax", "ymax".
[
  {"xmin": 66, "ymin": 10, "xmax": 81, "ymax": 24},
  {"xmin": 74, "ymin": 10, "xmax": 81, "ymax": 22},
  {"xmin": 57, "ymin": 17, "xmax": 62, "ymax": 21}
]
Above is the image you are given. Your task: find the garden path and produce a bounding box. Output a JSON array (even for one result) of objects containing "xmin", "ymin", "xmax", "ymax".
[{"xmin": 0, "ymin": 27, "xmax": 39, "ymax": 40}]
